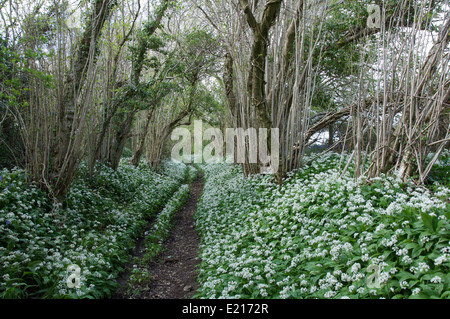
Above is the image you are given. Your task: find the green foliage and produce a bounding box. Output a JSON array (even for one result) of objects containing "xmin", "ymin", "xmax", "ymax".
[
  {"xmin": 0, "ymin": 159, "xmax": 193, "ymax": 298},
  {"xmin": 0, "ymin": 39, "xmax": 25, "ymax": 169},
  {"xmin": 175, "ymin": 28, "xmax": 221, "ymax": 83},
  {"xmin": 127, "ymin": 265, "xmax": 153, "ymax": 297},
  {"xmin": 194, "ymin": 153, "xmax": 450, "ymax": 299},
  {"xmin": 426, "ymin": 150, "xmax": 450, "ymax": 188},
  {"xmin": 121, "ymin": 147, "xmax": 133, "ymax": 158},
  {"xmin": 191, "ymin": 84, "xmax": 227, "ymax": 126},
  {"xmin": 0, "ymin": 33, "xmax": 58, "ymax": 170},
  {"xmin": 315, "ymin": 0, "xmax": 371, "ymax": 78}
]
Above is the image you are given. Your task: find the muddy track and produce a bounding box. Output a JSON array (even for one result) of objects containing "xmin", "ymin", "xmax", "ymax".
[{"xmin": 113, "ymin": 171, "xmax": 204, "ymax": 299}]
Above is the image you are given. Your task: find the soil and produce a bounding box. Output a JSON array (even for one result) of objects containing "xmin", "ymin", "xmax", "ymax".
[{"xmin": 112, "ymin": 171, "xmax": 204, "ymax": 299}]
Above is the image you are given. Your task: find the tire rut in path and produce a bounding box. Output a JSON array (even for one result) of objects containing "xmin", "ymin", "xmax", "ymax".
[{"xmin": 114, "ymin": 171, "xmax": 204, "ymax": 299}]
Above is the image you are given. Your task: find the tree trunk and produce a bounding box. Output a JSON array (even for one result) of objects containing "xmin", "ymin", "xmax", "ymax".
[
  {"xmin": 239, "ymin": 0, "xmax": 282, "ymax": 130},
  {"xmin": 110, "ymin": 110, "xmax": 136, "ymax": 170},
  {"xmin": 131, "ymin": 109, "xmax": 155, "ymax": 166},
  {"xmin": 51, "ymin": 0, "xmax": 115, "ymax": 200},
  {"xmin": 328, "ymin": 124, "xmax": 334, "ymax": 148}
]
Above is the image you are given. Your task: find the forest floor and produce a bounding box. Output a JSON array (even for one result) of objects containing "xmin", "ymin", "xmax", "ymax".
[{"xmin": 113, "ymin": 171, "xmax": 204, "ymax": 299}]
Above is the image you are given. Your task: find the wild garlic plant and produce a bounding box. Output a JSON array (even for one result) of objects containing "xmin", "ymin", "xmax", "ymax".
[
  {"xmin": 194, "ymin": 153, "xmax": 450, "ymax": 299},
  {"xmin": 0, "ymin": 159, "xmax": 194, "ymax": 298}
]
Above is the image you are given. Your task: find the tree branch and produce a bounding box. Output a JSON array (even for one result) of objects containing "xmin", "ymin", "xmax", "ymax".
[{"xmin": 238, "ymin": 0, "xmax": 258, "ymax": 31}]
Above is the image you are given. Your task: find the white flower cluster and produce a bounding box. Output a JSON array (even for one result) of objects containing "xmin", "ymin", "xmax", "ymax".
[{"xmin": 195, "ymin": 153, "xmax": 450, "ymax": 299}]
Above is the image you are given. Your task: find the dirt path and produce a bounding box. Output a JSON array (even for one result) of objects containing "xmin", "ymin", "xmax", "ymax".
[{"xmin": 113, "ymin": 171, "xmax": 204, "ymax": 299}]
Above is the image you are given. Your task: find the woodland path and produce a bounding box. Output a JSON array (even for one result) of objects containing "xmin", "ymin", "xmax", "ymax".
[{"xmin": 113, "ymin": 171, "xmax": 204, "ymax": 299}]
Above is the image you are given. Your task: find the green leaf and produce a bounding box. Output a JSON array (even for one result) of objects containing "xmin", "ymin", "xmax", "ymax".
[
  {"xmin": 396, "ymin": 271, "xmax": 416, "ymax": 281},
  {"xmin": 408, "ymin": 293, "xmax": 426, "ymax": 299},
  {"xmin": 412, "ymin": 247, "xmax": 424, "ymax": 258},
  {"xmin": 420, "ymin": 212, "xmax": 438, "ymax": 232},
  {"xmin": 441, "ymin": 290, "xmax": 450, "ymax": 299},
  {"xmin": 404, "ymin": 242, "xmax": 420, "ymax": 250},
  {"xmin": 445, "ymin": 209, "xmax": 450, "ymax": 220},
  {"xmin": 425, "ymin": 241, "xmax": 434, "ymax": 252}
]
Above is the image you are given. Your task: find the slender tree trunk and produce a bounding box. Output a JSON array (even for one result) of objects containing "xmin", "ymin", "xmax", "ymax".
[
  {"xmin": 131, "ymin": 108, "xmax": 155, "ymax": 166},
  {"xmin": 110, "ymin": 110, "xmax": 136, "ymax": 170},
  {"xmin": 104, "ymin": 0, "xmax": 171, "ymax": 170},
  {"xmin": 239, "ymin": 0, "xmax": 281, "ymax": 130},
  {"xmin": 50, "ymin": 0, "xmax": 115, "ymax": 201},
  {"xmin": 328, "ymin": 124, "xmax": 334, "ymax": 148}
]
